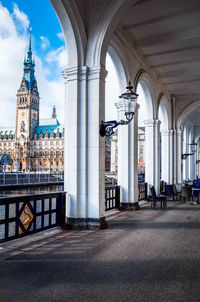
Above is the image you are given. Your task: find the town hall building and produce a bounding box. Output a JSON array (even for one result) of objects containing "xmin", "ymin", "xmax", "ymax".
[{"xmin": 0, "ymin": 34, "xmax": 64, "ymax": 172}]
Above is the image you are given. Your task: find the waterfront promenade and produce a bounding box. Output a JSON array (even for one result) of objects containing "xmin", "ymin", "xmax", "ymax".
[{"xmin": 0, "ymin": 201, "xmax": 200, "ymax": 302}]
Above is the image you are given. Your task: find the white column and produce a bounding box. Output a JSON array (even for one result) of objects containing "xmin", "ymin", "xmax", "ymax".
[
  {"xmin": 144, "ymin": 119, "xmax": 161, "ymax": 194},
  {"xmin": 190, "ymin": 151, "xmax": 196, "ymax": 180},
  {"xmin": 63, "ymin": 66, "xmax": 88, "ymax": 225},
  {"xmin": 197, "ymin": 142, "xmax": 200, "ymax": 178},
  {"xmin": 185, "ymin": 127, "xmax": 189, "ymax": 181},
  {"xmin": 117, "ymin": 103, "xmax": 139, "ymax": 209},
  {"xmin": 87, "ymin": 66, "xmax": 107, "ymax": 226},
  {"xmin": 63, "ymin": 66, "xmax": 107, "ymax": 228},
  {"xmin": 160, "ymin": 129, "xmax": 173, "ymax": 184},
  {"xmin": 169, "ymin": 130, "xmax": 173, "ymax": 184},
  {"xmin": 175, "ymin": 129, "xmax": 183, "ymax": 184}
]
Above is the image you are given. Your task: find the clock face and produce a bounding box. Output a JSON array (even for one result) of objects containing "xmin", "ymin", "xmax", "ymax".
[{"xmin": 21, "ymin": 112, "xmax": 25, "ymax": 117}]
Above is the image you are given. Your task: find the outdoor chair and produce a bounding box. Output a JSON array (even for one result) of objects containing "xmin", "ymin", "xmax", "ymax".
[
  {"xmin": 165, "ymin": 185, "xmax": 174, "ymax": 200},
  {"xmin": 181, "ymin": 186, "xmax": 192, "ymax": 203},
  {"xmin": 150, "ymin": 186, "xmax": 167, "ymax": 209},
  {"xmin": 192, "ymin": 189, "xmax": 200, "ymax": 203},
  {"xmin": 191, "ymin": 183, "xmax": 200, "ymax": 203},
  {"xmin": 173, "ymin": 184, "xmax": 182, "ymax": 201}
]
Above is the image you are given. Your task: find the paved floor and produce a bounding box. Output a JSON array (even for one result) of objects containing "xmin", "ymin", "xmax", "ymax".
[{"xmin": 1, "ymin": 201, "xmax": 200, "ymax": 302}]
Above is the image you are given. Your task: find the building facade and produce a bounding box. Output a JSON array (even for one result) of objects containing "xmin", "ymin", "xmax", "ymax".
[{"xmin": 0, "ymin": 35, "xmax": 64, "ymax": 172}]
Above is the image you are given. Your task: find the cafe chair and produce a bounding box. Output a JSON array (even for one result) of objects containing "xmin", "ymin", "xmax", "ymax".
[{"xmin": 150, "ymin": 186, "xmax": 167, "ymax": 209}]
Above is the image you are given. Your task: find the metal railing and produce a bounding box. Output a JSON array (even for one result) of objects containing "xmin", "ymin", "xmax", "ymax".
[
  {"xmin": 0, "ymin": 172, "xmax": 64, "ymax": 186},
  {"xmin": 0, "ymin": 192, "xmax": 65, "ymax": 243},
  {"xmin": 105, "ymin": 185, "xmax": 120, "ymax": 211}
]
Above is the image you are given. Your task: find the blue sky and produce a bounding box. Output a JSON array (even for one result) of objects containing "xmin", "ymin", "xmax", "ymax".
[
  {"xmin": 0, "ymin": 0, "xmax": 119, "ymax": 127},
  {"xmin": 1, "ymin": 0, "xmax": 65, "ymax": 79}
]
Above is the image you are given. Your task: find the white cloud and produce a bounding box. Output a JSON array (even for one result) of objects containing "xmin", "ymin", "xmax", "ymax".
[
  {"xmin": 0, "ymin": 3, "xmax": 27, "ymax": 126},
  {"xmin": 0, "ymin": 4, "xmax": 17, "ymax": 37},
  {"xmin": 35, "ymin": 56, "xmax": 64, "ymax": 122},
  {"xmin": 13, "ymin": 3, "xmax": 29, "ymax": 31},
  {"xmin": 46, "ymin": 46, "xmax": 68, "ymax": 69},
  {"xmin": 40, "ymin": 36, "xmax": 50, "ymax": 49},
  {"xmin": 57, "ymin": 32, "xmax": 64, "ymax": 41},
  {"xmin": 0, "ymin": 3, "xmax": 65, "ymax": 127}
]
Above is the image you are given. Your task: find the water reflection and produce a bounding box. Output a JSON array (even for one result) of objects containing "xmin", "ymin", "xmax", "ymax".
[{"xmin": 0, "ymin": 185, "xmax": 64, "ymax": 198}]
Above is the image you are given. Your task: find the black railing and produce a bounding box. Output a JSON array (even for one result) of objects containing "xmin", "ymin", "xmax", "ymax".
[
  {"xmin": 105, "ymin": 185, "xmax": 120, "ymax": 211},
  {"xmin": 0, "ymin": 172, "xmax": 64, "ymax": 187},
  {"xmin": 0, "ymin": 192, "xmax": 65, "ymax": 243},
  {"xmin": 138, "ymin": 182, "xmax": 147, "ymax": 201}
]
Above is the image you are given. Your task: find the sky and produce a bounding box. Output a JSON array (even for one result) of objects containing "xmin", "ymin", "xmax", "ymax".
[{"xmin": 0, "ymin": 0, "xmax": 119, "ymax": 127}]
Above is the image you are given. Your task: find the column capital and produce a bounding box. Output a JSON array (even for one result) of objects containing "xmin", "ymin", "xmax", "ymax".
[
  {"xmin": 161, "ymin": 129, "xmax": 173, "ymax": 136},
  {"xmin": 88, "ymin": 66, "xmax": 108, "ymax": 81},
  {"xmin": 62, "ymin": 66, "xmax": 88, "ymax": 82},
  {"xmin": 144, "ymin": 119, "xmax": 161, "ymax": 127},
  {"xmin": 174, "ymin": 128, "xmax": 182, "ymax": 135}
]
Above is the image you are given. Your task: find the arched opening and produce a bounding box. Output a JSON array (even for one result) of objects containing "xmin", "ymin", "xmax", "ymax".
[
  {"xmin": 177, "ymin": 103, "xmax": 200, "ymax": 183},
  {"xmin": 182, "ymin": 119, "xmax": 194, "ymax": 182},
  {"xmin": 136, "ymin": 80, "xmax": 153, "ymax": 189},
  {"xmin": 158, "ymin": 97, "xmax": 170, "ymax": 184},
  {"xmin": 105, "ymin": 53, "xmax": 120, "ymax": 184}
]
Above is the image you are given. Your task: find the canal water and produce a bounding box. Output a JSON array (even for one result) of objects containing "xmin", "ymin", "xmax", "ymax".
[{"xmin": 0, "ymin": 184, "xmax": 64, "ymax": 198}]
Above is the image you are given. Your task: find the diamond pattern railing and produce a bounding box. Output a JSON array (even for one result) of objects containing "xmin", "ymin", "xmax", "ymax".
[{"xmin": 0, "ymin": 192, "xmax": 65, "ymax": 243}]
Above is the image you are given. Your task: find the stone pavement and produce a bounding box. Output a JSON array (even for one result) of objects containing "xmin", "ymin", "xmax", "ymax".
[{"xmin": 1, "ymin": 201, "xmax": 200, "ymax": 302}]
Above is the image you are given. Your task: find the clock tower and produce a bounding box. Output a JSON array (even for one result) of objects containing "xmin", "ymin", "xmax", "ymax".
[{"xmin": 16, "ymin": 31, "xmax": 40, "ymax": 143}]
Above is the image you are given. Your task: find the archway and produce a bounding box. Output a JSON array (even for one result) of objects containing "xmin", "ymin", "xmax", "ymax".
[
  {"xmin": 177, "ymin": 102, "xmax": 200, "ymax": 183},
  {"xmin": 158, "ymin": 96, "xmax": 171, "ymax": 184},
  {"xmin": 136, "ymin": 78, "xmax": 156, "ymax": 192}
]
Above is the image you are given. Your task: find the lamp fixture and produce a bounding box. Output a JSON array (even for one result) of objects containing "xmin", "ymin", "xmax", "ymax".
[
  {"xmin": 189, "ymin": 139, "xmax": 197, "ymax": 154},
  {"xmin": 182, "ymin": 139, "xmax": 197, "ymax": 160},
  {"xmin": 99, "ymin": 81, "xmax": 138, "ymax": 137}
]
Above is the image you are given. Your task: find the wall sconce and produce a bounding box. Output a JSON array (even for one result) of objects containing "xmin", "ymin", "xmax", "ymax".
[
  {"xmin": 182, "ymin": 139, "xmax": 197, "ymax": 160},
  {"xmin": 99, "ymin": 81, "xmax": 138, "ymax": 137}
]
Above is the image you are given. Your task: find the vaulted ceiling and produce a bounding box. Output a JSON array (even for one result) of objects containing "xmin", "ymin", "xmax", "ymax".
[
  {"xmin": 118, "ymin": 0, "xmax": 200, "ymax": 124},
  {"xmin": 120, "ymin": 0, "xmax": 200, "ymax": 97}
]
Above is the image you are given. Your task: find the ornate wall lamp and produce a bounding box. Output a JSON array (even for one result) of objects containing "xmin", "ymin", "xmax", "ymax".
[
  {"xmin": 99, "ymin": 81, "xmax": 139, "ymax": 137},
  {"xmin": 182, "ymin": 140, "xmax": 197, "ymax": 160}
]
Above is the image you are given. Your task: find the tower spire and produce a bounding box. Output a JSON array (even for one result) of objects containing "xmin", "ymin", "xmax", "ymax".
[
  {"xmin": 52, "ymin": 105, "xmax": 57, "ymax": 119},
  {"xmin": 27, "ymin": 27, "xmax": 32, "ymax": 62},
  {"xmin": 18, "ymin": 27, "xmax": 39, "ymax": 95}
]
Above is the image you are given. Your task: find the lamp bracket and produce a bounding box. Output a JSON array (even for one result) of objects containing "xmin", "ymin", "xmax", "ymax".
[
  {"xmin": 182, "ymin": 153, "xmax": 194, "ymax": 160},
  {"xmin": 99, "ymin": 113, "xmax": 134, "ymax": 137}
]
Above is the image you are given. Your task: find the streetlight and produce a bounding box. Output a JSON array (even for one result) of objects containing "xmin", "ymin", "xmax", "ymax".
[{"xmin": 99, "ymin": 81, "xmax": 139, "ymax": 137}]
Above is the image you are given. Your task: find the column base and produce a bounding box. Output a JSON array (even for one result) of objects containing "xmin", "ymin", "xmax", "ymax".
[
  {"xmin": 64, "ymin": 217, "xmax": 107, "ymax": 230},
  {"xmin": 120, "ymin": 202, "xmax": 140, "ymax": 211}
]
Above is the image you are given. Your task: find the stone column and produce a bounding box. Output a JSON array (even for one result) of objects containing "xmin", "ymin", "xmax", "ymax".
[
  {"xmin": 169, "ymin": 130, "xmax": 173, "ymax": 184},
  {"xmin": 63, "ymin": 66, "xmax": 88, "ymax": 226},
  {"xmin": 184, "ymin": 128, "xmax": 190, "ymax": 181},
  {"xmin": 144, "ymin": 119, "xmax": 161, "ymax": 194},
  {"xmin": 160, "ymin": 129, "xmax": 173, "ymax": 184},
  {"xmin": 117, "ymin": 103, "xmax": 139, "ymax": 209},
  {"xmin": 190, "ymin": 150, "xmax": 196, "ymax": 180},
  {"xmin": 174, "ymin": 129, "xmax": 183, "ymax": 184},
  {"xmin": 63, "ymin": 66, "xmax": 107, "ymax": 229},
  {"xmin": 87, "ymin": 66, "xmax": 108, "ymax": 227}
]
